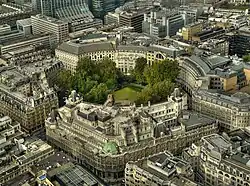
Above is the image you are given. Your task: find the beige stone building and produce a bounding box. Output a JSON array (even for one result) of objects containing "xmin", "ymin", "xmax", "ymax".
[
  {"xmin": 199, "ymin": 132, "xmax": 250, "ymax": 186},
  {"xmin": 45, "ymin": 89, "xmax": 218, "ymax": 185},
  {"xmin": 0, "ymin": 63, "xmax": 59, "ymax": 133},
  {"xmin": 178, "ymin": 52, "xmax": 250, "ymax": 131},
  {"xmin": 125, "ymin": 151, "xmax": 197, "ymax": 186},
  {"xmin": 55, "ymin": 33, "xmax": 184, "ymax": 74},
  {"xmin": 0, "ymin": 117, "xmax": 54, "ymax": 185}
]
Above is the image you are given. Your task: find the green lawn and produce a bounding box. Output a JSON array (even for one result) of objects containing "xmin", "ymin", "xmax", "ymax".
[{"xmin": 113, "ymin": 84, "xmax": 143, "ymax": 102}]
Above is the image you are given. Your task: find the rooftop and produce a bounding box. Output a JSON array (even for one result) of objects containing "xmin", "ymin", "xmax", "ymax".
[
  {"xmin": 17, "ymin": 18, "xmax": 31, "ymax": 26},
  {"xmin": 15, "ymin": 139, "xmax": 53, "ymax": 165},
  {"xmin": 32, "ymin": 15, "xmax": 67, "ymax": 24},
  {"xmin": 202, "ymin": 134, "xmax": 232, "ymax": 154},
  {"xmin": 129, "ymin": 152, "xmax": 196, "ymax": 185},
  {"xmin": 48, "ymin": 162, "xmax": 104, "ymax": 186},
  {"xmin": 179, "ymin": 111, "xmax": 215, "ymax": 130}
]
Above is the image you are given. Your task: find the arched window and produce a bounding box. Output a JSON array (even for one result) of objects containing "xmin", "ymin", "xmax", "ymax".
[{"xmin": 156, "ymin": 53, "xmax": 164, "ymax": 59}]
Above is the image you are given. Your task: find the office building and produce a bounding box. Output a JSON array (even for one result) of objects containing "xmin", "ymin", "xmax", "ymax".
[
  {"xmin": 16, "ymin": 18, "xmax": 32, "ymax": 37},
  {"xmin": 181, "ymin": 22, "xmax": 202, "ymax": 41},
  {"xmin": 182, "ymin": 143, "xmax": 202, "ymax": 183},
  {"xmin": 0, "ymin": 26, "xmax": 25, "ymax": 46},
  {"xmin": 229, "ymin": 26, "xmax": 250, "ymax": 57},
  {"xmin": 0, "ymin": 4, "xmax": 32, "ymax": 27},
  {"xmin": 32, "ymin": 0, "xmax": 88, "ymax": 17},
  {"xmin": 199, "ymin": 132, "xmax": 250, "ymax": 186},
  {"xmin": 31, "ymin": 15, "xmax": 69, "ymax": 43},
  {"xmin": 0, "ymin": 33, "xmax": 55, "ymax": 55},
  {"xmin": 198, "ymin": 39, "xmax": 229, "ymax": 56},
  {"xmin": 0, "ymin": 137, "xmax": 54, "ymax": 185},
  {"xmin": 0, "ymin": 116, "xmax": 23, "ymax": 157},
  {"xmin": 193, "ymin": 91, "xmax": 250, "ymax": 131},
  {"xmin": 104, "ymin": 12, "xmax": 120, "ymax": 25},
  {"xmin": 32, "ymin": 0, "xmax": 102, "ymax": 33},
  {"xmin": 125, "ymin": 151, "xmax": 197, "ymax": 186},
  {"xmin": 91, "ymin": 0, "xmax": 125, "ymax": 18},
  {"xmin": 45, "ymin": 88, "xmax": 218, "ymax": 185},
  {"xmin": 178, "ymin": 52, "xmax": 250, "ymax": 130},
  {"xmin": 0, "ymin": 62, "xmax": 60, "ymax": 133},
  {"xmin": 142, "ymin": 9, "xmax": 189, "ymax": 37},
  {"xmin": 0, "ymin": 24, "xmax": 11, "ymax": 34},
  {"xmin": 192, "ymin": 27, "xmax": 226, "ymax": 42},
  {"xmin": 119, "ymin": 7, "xmax": 152, "ymax": 33},
  {"xmin": 56, "ymin": 33, "xmax": 185, "ymax": 73},
  {"xmin": 178, "ymin": 5, "xmax": 203, "ymax": 21},
  {"xmin": 0, "ymin": 44, "xmax": 51, "ymax": 66}
]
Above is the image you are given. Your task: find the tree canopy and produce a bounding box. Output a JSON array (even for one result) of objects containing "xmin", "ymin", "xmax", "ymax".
[
  {"xmin": 136, "ymin": 58, "xmax": 179, "ymax": 104},
  {"xmin": 57, "ymin": 57, "xmax": 121, "ymax": 104},
  {"xmin": 57, "ymin": 57, "xmax": 180, "ymax": 105},
  {"xmin": 143, "ymin": 59, "xmax": 179, "ymax": 85},
  {"xmin": 243, "ymin": 55, "xmax": 250, "ymax": 63},
  {"xmin": 132, "ymin": 57, "xmax": 147, "ymax": 84}
]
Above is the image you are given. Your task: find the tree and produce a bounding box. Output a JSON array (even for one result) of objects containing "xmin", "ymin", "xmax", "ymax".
[
  {"xmin": 143, "ymin": 59, "xmax": 179, "ymax": 85},
  {"xmin": 243, "ymin": 55, "xmax": 250, "ymax": 62},
  {"xmin": 136, "ymin": 80, "xmax": 174, "ymax": 105},
  {"xmin": 133, "ymin": 57, "xmax": 147, "ymax": 84},
  {"xmin": 76, "ymin": 57, "xmax": 97, "ymax": 76},
  {"xmin": 99, "ymin": 58, "xmax": 120, "ymax": 83},
  {"xmin": 86, "ymin": 83, "xmax": 109, "ymax": 103},
  {"xmin": 56, "ymin": 70, "xmax": 73, "ymax": 90}
]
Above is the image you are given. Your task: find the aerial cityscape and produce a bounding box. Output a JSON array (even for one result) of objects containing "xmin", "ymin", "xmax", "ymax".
[{"xmin": 0, "ymin": 0, "xmax": 250, "ymax": 185}]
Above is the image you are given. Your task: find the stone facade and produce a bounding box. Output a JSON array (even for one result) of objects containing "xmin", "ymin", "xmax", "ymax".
[{"xmin": 45, "ymin": 89, "xmax": 218, "ymax": 185}]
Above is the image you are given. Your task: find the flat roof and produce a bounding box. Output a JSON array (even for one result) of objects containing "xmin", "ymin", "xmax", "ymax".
[{"xmin": 179, "ymin": 111, "xmax": 215, "ymax": 130}]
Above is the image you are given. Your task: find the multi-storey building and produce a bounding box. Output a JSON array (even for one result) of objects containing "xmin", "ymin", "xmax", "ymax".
[
  {"xmin": 182, "ymin": 143, "xmax": 202, "ymax": 183},
  {"xmin": 0, "ymin": 64, "xmax": 59, "ymax": 133},
  {"xmin": 0, "ymin": 137, "xmax": 54, "ymax": 184},
  {"xmin": 32, "ymin": 0, "xmax": 102, "ymax": 33},
  {"xmin": 31, "ymin": 15, "xmax": 69, "ymax": 43},
  {"xmin": 198, "ymin": 39, "xmax": 229, "ymax": 56},
  {"xmin": 199, "ymin": 132, "xmax": 250, "ymax": 186},
  {"xmin": 0, "ymin": 33, "xmax": 55, "ymax": 55},
  {"xmin": 32, "ymin": 0, "xmax": 88, "ymax": 17},
  {"xmin": 229, "ymin": 27, "xmax": 250, "ymax": 57},
  {"xmin": 104, "ymin": 12, "xmax": 120, "ymax": 25},
  {"xmin": 0, "ymin": 44, "xmax": 51, "ymax": 66},
  {"xmin": 192, "ymin": 91, "xmax": 250, "ymax": 131},
  {"xmin": 45, "ymin": 162, "xmax": 105, "ymax": 186},
  {"xmin": 192, "ymin": 27, "xmax": 226, "ymax": 42},
  {"xmin": 125, "ymin": 151, "xmax": 197, "ymax": 186},
  {"xmin": 91, "ymin": 0, "xmax": 125, "ymax": 18},
  {"xmin": 181, "ymin": 22, "xmax": 202, "ymax": 41},
  {"xmin": 16, "ymin": 18, "xmax": 32, "ymax": 37},
  {"xmin": 119, "ymin": 8, "xmax": 152, "ymax": 33},
  {"xmin": 0, "ymin": 24, "xmax": 11, "ymax": 34},
  {"xmin": 178, "ymin": 52, "xmax": 250, "ymax": 130},
  {"xmin": 178, "ymin": 5, "xmax": 203, "ymax": 21},
  {"xmin": 142, "ymin": 9, "xmax": 189, "ymax": 37},
  {"xmin": 0, "ymin": 4, "xmax": 32, "ymax": 27},
  {"xmin": 56, "ymin": 33, "xmax": 185, "ymax": 73},
  {"xmin": 45, "ymin": 88, "xmax": 218, "ymax": 185},
  {"xmin": 0, "ymin": 116, "xmax": 23, "ymax": 156},
  {"xmin": 178, "ymin": 50, "xmax": 250, "ymax": 130}
]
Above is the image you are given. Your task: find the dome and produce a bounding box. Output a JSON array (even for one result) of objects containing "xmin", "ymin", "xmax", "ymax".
[{"xmin": 102, "ymin": 142, "xmax": 119, "ymax": 155}]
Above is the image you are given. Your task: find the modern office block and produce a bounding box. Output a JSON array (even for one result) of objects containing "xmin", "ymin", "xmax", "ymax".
[
  {"xmin": 119, "ymin": 8, "xmax": 151, "ymax": 33},
  {"xmin": 229, "ymin": 26, "xmax": 250, "ymax": 57},
  {"xmin": 91, "ymin": 0, "xmax": 125, "ymax": 18},
  {"xmin": 31, "ymin": 15, "xmax": 69, "ymax": 43},
  {"xmin": 142, "ymin": 9, "xmax": 188, "ymax": 37},
  {"xmin": 16, "ymin": 18, "xmax": 32, "ymax": 36}
]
